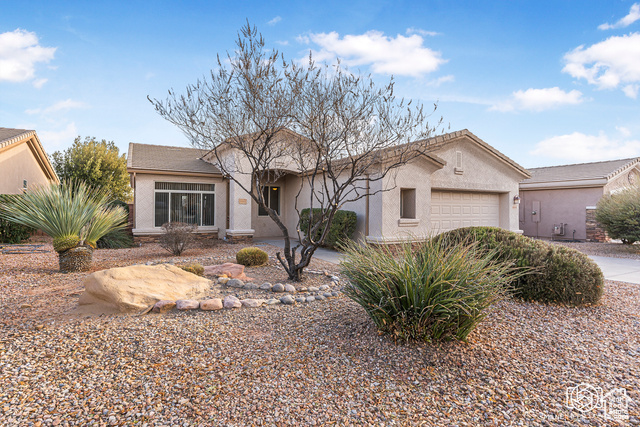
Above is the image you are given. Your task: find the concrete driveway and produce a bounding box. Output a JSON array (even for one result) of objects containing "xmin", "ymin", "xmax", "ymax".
[{"xmin": 255, "ymin": 238, "xmax": 640, "ymax": 284}]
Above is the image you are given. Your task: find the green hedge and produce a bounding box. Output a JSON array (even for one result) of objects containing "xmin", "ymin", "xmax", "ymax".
[
  {"xmin": 595, "ymin": 185, "xmax": 640, "ymax": 244},
  {"xmin": 437, "ymin": 227, "xmax": 604, "ymax": 307},
  {"xmin": 0, "ymin": 218, "xmax": 34, "ymax": 244},
  {"xmin": 299, "ymin": 208, "xmax": 357, "ymax": 249}
]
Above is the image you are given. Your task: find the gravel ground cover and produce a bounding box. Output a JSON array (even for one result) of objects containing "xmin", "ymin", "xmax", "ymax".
[
  {"xmin": 549, "ymin": 240, "xmax": 640, "ymax": 260},
  {"xmin": 0, "ymin": 240, "xmax": 638, "ymax": 425}
]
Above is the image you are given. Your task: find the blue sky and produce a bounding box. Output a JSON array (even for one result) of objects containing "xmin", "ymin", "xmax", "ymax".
[{"xmin": 1, "ymin": 0, "xmax": 639, "ymax": 168}]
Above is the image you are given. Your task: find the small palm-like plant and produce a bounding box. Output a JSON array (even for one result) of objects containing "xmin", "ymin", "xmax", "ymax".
[{"xmin": 0, "ymin": 181, "xmax": 127, "ymax": 272}]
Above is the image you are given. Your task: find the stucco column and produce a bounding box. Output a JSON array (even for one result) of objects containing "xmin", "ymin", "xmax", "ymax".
[{"xmin": 226, "ymin": 174, "xmax": 255, "ymax": 242}]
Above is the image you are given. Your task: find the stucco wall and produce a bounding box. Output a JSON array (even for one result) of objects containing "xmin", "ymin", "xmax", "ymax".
[
  {"xmin": 604, "ymin": 164, "xmax": 640, "ymax": 194},
  {"xmin": 252, "ymin": 176, "xmax": 288, "ymax": 238},
  {"xmin": 132, "ymin": 173, "xmax": 226, "ymax": 235},
  {"xmin": 429, "ymin": 139, "xmax": 523, "ymax": 232},
  {"xmin": 0, "ymin": 142, "xmax": 52, "ymax": 194},
  {"xmin": 519, "ymin": 187, "xmax": 604, "ymax": 240}
]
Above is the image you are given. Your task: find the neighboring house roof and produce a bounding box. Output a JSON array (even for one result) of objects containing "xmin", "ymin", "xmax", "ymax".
[
  {"xmin": 127, "ymin": 143, "xmax": 222, "ymax": 176},
  {"xmin": 0, "ymin": 127, "xmax": 59, "ymax": 184},
  {"xmin": 520, "ymin": 157, "xmax": 640, "ymax": 189}
]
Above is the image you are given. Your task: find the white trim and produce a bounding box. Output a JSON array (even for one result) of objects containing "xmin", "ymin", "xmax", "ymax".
[
  {"xmin": 519, "ymin": 178, "xmax": 607, "ymax": 190},
  {"xmin": 398, "ymin": 218, "xmax": 420, "ymax": 227},
  {"xmin": 226, "ymin": 229, "xmax": 255, "ymax": 237}
]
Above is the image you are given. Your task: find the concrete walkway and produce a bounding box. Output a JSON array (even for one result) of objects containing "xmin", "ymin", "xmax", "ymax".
[{"xmin": 255, "ymin": 238, "xmax": 640, "ymax": 284}]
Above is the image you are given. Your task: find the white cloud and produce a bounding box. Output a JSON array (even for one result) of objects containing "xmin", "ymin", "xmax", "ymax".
[
  {"xmin": 0, "ymin": 29, "xmax": 56, "ymax": 83},
  {"xmin": 39, "ymin": 122, "xmax": 78, "ymax": 151},
  {"xmin": 426, "ymin": 75, "xmax": 454, "ymax": 87},
  {"xmin": 406, "ymin": 27, "xmax": 440, "ymax": 37},
  {"xmin": 25, "ymin": 99, "xmax": 89, "ymax": 115},
  {"xmin": 563, "ymin": 33, "xmax": 640, "ymax": 97},
  {"xmin": 491, "ymin": 87, "xmax": 584, "ymax": 112},
  {"xmin": 267, "ymin": 16, "xmax": 282, "ymax": 26},
  {"xmin": 275, "ymin": 40, "xmax": 289, "ymax": 46},
  {"xmin": 305, "ymin": 30, "xmax": 447, "ymax": 77},
  {"xmin": 599, "ymin": 3, "xmax": 640, "ymax": 30},
  {"xmin": 32, "ymin": 78, "xmax": 48, "ymax": 89},
  {"xmin": 622, "ymin": 83, "xmax": 639, "ymax": 98},
  {"xmin": 530, "ymin": 131, "xmax": 640, "ymax": 162}
]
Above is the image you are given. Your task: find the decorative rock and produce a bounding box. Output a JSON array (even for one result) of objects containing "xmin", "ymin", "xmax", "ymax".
[
  {"xmin": 300, "ymin": 287, "xmax": 308, "ymax": 292},
  {"xmin": 319, "ymin": 285, "xmax": 330, "ymax": 291},
  {"xmin": 176, "ymin": 299, "xmax": 200, "ymax": 310},
  {"xmin": 295, "ymin": 297, "xmax": 306, "ymax": 303},
  {"xmin": 240, "ymin": 299, "xmax": 264, "ymax": 308},
  {"xmin": 308, "ymin": 286, "xmax": 319, "ymax": 292},
  {"xmin": 152, "ymin": 300, "xmax": 176, "ymax": 313},
  {"xmin": 265, "ymin": 298, "xmax": 280, "ymax": 305},
  {"xmin": 218, "ymin": 277, "xmax": 230, "ymax": 285},
  {"xmin": 20, "ymin": 304, "xmax": 32, "ymax": 309},
  {"xmin": 331, "ymin": 291, "xmax": 340, "ymax": 297},
  {"xmin": 78, "ymin": 264, "xmax": 211, "ymax": 313},
  {"xmin": 203, "ymin": 263, "xmax": 254, "ymax": 281},
  {"xmin": 223, "ymin": 295, "xmax": 242, "ymax": 309},
  {"xmin": 272, "ymin": 283, "xmax": 285, "ymax": 293},
  {"xmin": 259, "ymin": 282, "xmax": 272, "ymax": 290},
  {"xmin": 280, "ymin": 295, "xmax": 295, "ymax": 305},
  {"xmin": 316, "ymin": 295, "xmax": 327, "ymax": 301},
  {"xmin": 227, "ymin": 278, "xmax": 245, "ymax": 288},
  {"xmin": 243, "ymin": 283, "xmax": 259, "ymax": 290},
  {"xmin": 323, "ymin": 292, "xmax": 333, "ymax": 298},
  {"xmin": 284, "ymin": 284, "xmax": 296, "ymax": 293},
  {"xmin": 200, "ymin": 298, "xmax": 223, "ymax": 311},
  {"xmin": 331, "ymin": 276, "xmax": 340, "ymax": 282},
  {"xmin": 306, "ymin": 296, "xmax": 316, "ymax": 303}
]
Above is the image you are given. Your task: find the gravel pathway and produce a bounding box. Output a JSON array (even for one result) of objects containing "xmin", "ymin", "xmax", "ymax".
[{"xmin": 0, "ymin": 241, "xmax": 638, "ymax": 425}]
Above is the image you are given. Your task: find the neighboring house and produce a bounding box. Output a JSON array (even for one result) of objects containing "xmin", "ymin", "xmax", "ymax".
[
  {"xmin": 519, "ymin": 157, "xmax": 640, "ymax": 241},
  {"xmin": 127, "ymin": 129, "xmax": 529, "ymax": 243},
  {"xmin": 0, "ymin": 127, "xmax": 59, "ymax": 194}
]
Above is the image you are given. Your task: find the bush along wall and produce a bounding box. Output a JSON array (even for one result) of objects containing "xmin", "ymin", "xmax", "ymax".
[
  {"xmin": 299, "ymin": 208, "xmax": 357, "ymax": 249},
  {"xmin": 0, "ymin": 218, "xmax": 34, "ymax": 244},
  {"xmin": 437, "ymin": 227, "xmax": 604, "ymax": 307}
]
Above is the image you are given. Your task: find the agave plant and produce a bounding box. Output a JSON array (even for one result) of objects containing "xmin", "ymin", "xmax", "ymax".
[{"xmin": 0, "ymin": 181, "xmax": 127, "ymax": 272}]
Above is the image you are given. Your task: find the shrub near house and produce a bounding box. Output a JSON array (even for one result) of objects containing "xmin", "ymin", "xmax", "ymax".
[
  {"xmin": 438, "ymin": 227, "xmax": 604, "ymax": 306},
  {"xmin": 299, "ymin": 209, "xmax": 357, "ymax": 250}
]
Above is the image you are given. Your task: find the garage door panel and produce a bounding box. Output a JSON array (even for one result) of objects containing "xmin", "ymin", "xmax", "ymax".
[{"xmin": 431, "ymin": 190, "xmax": 500, "ymax": 233}]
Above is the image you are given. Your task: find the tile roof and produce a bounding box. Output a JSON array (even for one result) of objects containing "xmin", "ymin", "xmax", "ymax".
[
  {"xmin": 0, "ymin": 127, "xmax": 35, "ymax": 148},
  {"xmin": 522, "ymin": 158, "xmax": 640, "ymax": 184},
  {"xmin": 127, "ymin": 143, "xmax": 221, "ymax": 175}
]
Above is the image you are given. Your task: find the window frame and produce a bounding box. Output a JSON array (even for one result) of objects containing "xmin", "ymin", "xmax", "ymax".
[
  {"xmin": 154, "ymin": 182, "xmax": 216, "ymax": 227},
  {"xmin": 400, "ymin": 188, "xmax": 416, "ymax": 219},
  {"xmin": 258, "ymin": 186, "xmax": 281, "ymax": 217}
]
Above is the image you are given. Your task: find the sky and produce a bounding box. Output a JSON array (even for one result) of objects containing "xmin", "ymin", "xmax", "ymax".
[{"xmin": 1, "ymin": 0, "xmax": 640, "ymax": 168}]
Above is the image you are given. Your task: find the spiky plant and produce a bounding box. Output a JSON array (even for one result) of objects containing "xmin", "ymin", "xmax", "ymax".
[{"xmin": 0, "ymin": 181, "xmax": 127, "ymax": 271}]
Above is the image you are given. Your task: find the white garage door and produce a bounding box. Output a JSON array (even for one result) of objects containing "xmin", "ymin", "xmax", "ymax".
[{"xmin": 431, "ymin": 190, "xmax": 500, "ymax": 233}]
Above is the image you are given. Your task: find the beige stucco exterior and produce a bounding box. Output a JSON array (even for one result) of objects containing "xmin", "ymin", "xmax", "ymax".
[
  {"xmin": 0, "ymin": 132, "xmax": 58, "ymax": 194},
  {"xmin": 130, "ymin": 130, "xmax": 529, "ymax": 242}
]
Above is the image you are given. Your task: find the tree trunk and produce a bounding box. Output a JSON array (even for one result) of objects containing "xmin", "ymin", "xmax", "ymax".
[{"xmin": 58, "ymin": 246, "xmax": 93, "ymax": 273}]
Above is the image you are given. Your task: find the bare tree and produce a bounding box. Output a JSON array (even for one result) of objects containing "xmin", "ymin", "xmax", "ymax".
[{"xmin": 149, "ymin": 23, "xmax": 441, "ymax": 281}]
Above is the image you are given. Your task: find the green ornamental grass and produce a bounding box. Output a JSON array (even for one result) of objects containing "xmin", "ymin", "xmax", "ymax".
[{"xmin": 340, "ymin": 237, "xmax": 518, "ymax": 342}]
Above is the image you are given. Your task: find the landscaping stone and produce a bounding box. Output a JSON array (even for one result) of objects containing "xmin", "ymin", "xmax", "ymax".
[
  {"xmin": 152, "ymin": 300, "xmax": 176, "ymax": 313},
  {"xmin": 272, "ymin": 283, "xmax": 285, "ymax": 293},
  {"xmin": 295, "ymin": 297, "xmax": 306, "ymax": 303},
  {"xmin": 203, "ymin": 263, "xmax": 254, "ymax": 281},
  {"xmin": 306, "ymin": 296, "xmax": 316, "ymax": 302},
  {"xmin": 265, "ymin": 298, "xmax": 280, "ymax": 305},
  {"xmin": 200, "ymin": 298, "xmax": 223, "ymax": 311},
  {"xmin": 323, "ymin": 292, "xmax": 333, "ymax": 298},
  {"xmin": 319, "ymin": 285, "xmax": 330, "ymax": 291},
  {"xmin": 218, "ymin": 277, "xmax": 230, "ymax": 285},
  {"xmin": 223, "ymin": 295, "xmax": 242, "ymax": 309},
  {"xmin": 259, "ymin": 282, "xmax": 272, "ymax": 290},
  {"xmin": 308, "ymin": 286, "xmax": 319, "ymax": 292},
  {"xmin": 176, "ymin": 299, "xmax": 200, "ymax": 310},
  {"xmin": 78, "ymin": 264, "xmax": 211, "ymax": 313},
  {"xmin": 241, "ymin": 299, "xmax": 264, "ymax": 308},
  {"xmin": 316, "ymin": 295, "xmax": 326, "ymax": 301},
  {"xmin": 280, "ymin": 295, "xmax": 295, "ymax": 305},
  {"xmin": 331, "ymin": 291, "xmax": 340, "ymax": 297},
  {"xmin": 284, "ymin": 284, "xmax": 296, "ymax": 293},
  {"xmin": 227, "ymin": 279, "xmax": 245, "ymax": 288},
  {"xmin": 243, "ymin": 283, "xmax": 259, "ymax": 290}
]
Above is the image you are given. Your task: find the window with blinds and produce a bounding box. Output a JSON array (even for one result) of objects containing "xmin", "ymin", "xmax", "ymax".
[{"xmin": 154, "ymin": 182, "xmax": 215, "ymax": 227}]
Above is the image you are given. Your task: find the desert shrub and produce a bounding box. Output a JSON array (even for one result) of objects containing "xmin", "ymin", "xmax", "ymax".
[
  {"xmin": 438, "ymin": 227, "xmax": 604, "ymax": 306},
  {"xmin": 236, "ymin": 246, "xmax": 269, "ymax": 266},
  {"xmin": 178, "ymin": 263, "xmax": 205, "ymax": 276},
  {"xmin": 97, "ymin": 201, "xmax": 133, "ymax": 249},
  {"xmin": 340, "ymin": 237, "xmax": 515, "ymax": 342},
  {"xmin": 159, "ymin": 222, "xmax": 197, "ymax": 256},
  {"xmin": 596, "ymin": 185, "xmax": 640, "ymax": 244},
  {"xmin": 0, "ymin": 218, "xmax": 34, "ymax": 243},
  {"xmin": 299, "ymin": 208, "xmax": 357, "ymax": 249}
]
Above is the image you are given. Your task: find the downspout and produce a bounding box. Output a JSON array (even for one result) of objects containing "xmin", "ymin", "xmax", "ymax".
[
  {"xmin": 226, "ymin": 177, "xmax": 230, "ymax": 230},
  {"xmin": 132, "ymin": 172, "xmax": 136, "ymax": 229}
]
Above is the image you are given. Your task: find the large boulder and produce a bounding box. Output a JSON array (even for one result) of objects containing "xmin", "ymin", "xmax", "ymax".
[{"xmin": 78, "ymin": 264, "xmax": 211, "ymax": 313}]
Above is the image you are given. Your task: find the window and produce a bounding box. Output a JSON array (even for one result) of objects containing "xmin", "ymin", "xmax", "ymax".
[
  {"xmin": 154, "ymin": 182, "xmax": 215, "ymax": 227},
  {"xmin": 400, "ymin": 188, "xmax": 416, "ymax": 219},
  {"xmin": 258, "ymin": 186, "xmax": 280, "ymax": 216}
]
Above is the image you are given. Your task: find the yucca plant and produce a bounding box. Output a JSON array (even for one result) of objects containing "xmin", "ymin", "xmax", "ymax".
[
  {"xmin": 0, "ymin": 181, "xmax": 127, "ymax": 272},
  {"xmin": 339, "ymin": 237, "xmax": 518, "ymax": 342}
]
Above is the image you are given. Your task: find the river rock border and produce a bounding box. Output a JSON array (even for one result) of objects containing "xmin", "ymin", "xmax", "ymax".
[{"xmin": 149, "ymin": 272, "xmax": 343, "ymax": 314}]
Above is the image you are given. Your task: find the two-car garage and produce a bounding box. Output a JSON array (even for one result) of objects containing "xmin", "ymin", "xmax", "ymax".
[{"xmin": 430, "ymin": 190, "xmax": 500, "ymax": 233}]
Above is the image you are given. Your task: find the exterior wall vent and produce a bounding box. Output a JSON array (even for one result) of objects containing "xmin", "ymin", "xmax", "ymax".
[{"xmin": 454, "ymin": 151, "xmax": 463, "ymax": 175}]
